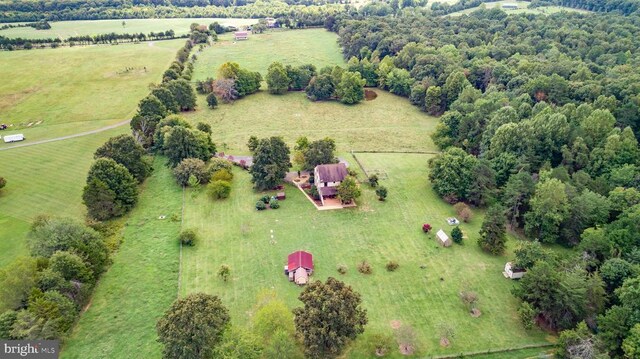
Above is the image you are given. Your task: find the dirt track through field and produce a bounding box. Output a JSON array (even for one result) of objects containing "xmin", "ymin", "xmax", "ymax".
[{"xmin": 0, "ymin": 119, "xmax": 130, "ymax": 151}]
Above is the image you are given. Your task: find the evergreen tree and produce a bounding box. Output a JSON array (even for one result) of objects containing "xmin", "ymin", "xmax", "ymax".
[{"xmin": 477, "ymin": 205, "xmax": 507, "ymax": 254}]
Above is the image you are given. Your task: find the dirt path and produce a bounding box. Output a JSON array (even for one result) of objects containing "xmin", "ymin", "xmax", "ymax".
[{"xmin": 0, "ymin": 119, "xmax": 130, "ymax": 151}]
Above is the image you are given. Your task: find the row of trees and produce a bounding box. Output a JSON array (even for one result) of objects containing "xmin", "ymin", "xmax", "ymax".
[
  {"xmin": 0, "ymin": 217, "xmax": 110, "ymax": 340},
  {"xmin": 0, "ymin": 29, "xmax": 179, "ymax": 50},
  {"xmin": 156, "ymin": 277, "xmax": 367, "ymax": 359}
]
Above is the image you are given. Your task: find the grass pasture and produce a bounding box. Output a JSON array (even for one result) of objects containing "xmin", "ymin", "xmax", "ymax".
[
  {"xmin": 0, "ymin": 39, "xmax": 183, "ymax": 144},
  {"xmin": 0, "ymin": 18, "xmax": 258, "ymax": 40},
  {"xmin": 446, "ymin": 0, "xmax": 591, "ymax": 15},
  {"xmin": 192, "ymin": 28, "xmax": 345, "ymax": 80},
  {"xmin": 179, "ymin": 153, "xmax": 549, "ymax": 357},
  {"xmin": 0, "ymin": 126, "xmax": 128, "ymax": 268}
]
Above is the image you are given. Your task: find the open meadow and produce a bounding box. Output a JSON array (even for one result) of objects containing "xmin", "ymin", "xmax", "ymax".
[
  {"xmin": 0, "ymin": 126, "xmax": 128, "ymax": 268},
  {"xmin": 446, "ymin": 0, "xmax": 591, "ymax": 16},
  {"xmin": 0, "ymin": 39, "xmax": 183, "ymax": 145},
  {"xmin": 0, "ymin": 18, "xmax": 257, "ymax": 40}
]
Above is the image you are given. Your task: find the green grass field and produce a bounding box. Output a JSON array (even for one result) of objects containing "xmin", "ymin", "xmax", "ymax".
[
  {"xmin": 0, "ymin": 18, "xmax": 257, "ymax": 40},
  {"xmin": 62, "ymin": 158, "xmax": 182, "ymax": 359},
  {"xmin": 178, "ymin": 153, "xmax": 549, "ymax": 357},
  {"xmin": 0, "ymin": 39, "xmax": 182, "ymax": 145},
  {"xmin": 192, "ymin": 28, "xmax": 346, "ymax": 80},
  {"xmin": 0, "ymin": 126, "xmax": 128, "ymax": 268},
  {"xmin": 446, "ymin": 0, "xmax": 590, "ymax": 16}
]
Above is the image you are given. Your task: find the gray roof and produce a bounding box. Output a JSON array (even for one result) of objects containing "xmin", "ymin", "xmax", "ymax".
[{"xmin": 315, "ymin": 163, "xmax": 348, "ymax": 183}]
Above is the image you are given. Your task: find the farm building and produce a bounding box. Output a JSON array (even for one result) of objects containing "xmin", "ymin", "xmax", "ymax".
[
  {"xmin": 284, "ymin": 250, "xmax": 314, "ymax": 285},
  {"xmin": 314, "ymin": 163, "xmax": 348, "ymax": 206},
  {"xmin": 3, "ymin": 134, "xmax": 24, "ymax": 143},
  {"xmin": 503, "ymin": 262, "xmax": 526, "ymax": 279},
  {"xmin": 502, "ymin": 3, "xmax": 519, "ymax": 9},
  {"xmin": 265, "ymin": 17, "xmax": 277, "ymax": 27},
  {"xmin": 436, "ymin": 229, "xmax": 452, "ymax": 247},
  {"xmin": 234, "ymin": 31, "xmax": 249, "ymax": 40}
]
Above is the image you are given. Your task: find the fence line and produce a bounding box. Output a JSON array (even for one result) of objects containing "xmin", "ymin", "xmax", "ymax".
[{"xmin": 430, "ymin": 343, "xmax": 554, "ymax": 359}]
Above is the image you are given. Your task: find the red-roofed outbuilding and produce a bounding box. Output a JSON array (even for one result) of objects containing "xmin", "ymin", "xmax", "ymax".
[{"xmin": 285, "ymin": 251, "xmax": 314, "ymax": 285}]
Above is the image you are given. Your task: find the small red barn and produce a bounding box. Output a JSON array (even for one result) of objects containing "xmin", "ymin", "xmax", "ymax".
[{"xmin": 285, "ymin": 250, "xmax": 314, "ymax": 285}]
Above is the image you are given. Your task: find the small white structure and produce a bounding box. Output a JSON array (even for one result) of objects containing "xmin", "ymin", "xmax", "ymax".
[
  {"xmin": 3, "ymin": 134, "xmax": 24, "ymax": 143},
  {"xmin": 502, "ymin": 3, "xmax": 519, "ymax": 9},
  {"xmin": 447, "ymin": 217, "xmax": 460, "ymax": 225},
  {"xmin": 503, "ymin": 262, "xmax": 526, "ymax": 279},
  {"xmin": 436, "ymin": 229, "xmax": 452, "ymax": 247}
]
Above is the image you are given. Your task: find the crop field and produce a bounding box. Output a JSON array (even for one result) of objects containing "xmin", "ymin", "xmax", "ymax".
[
  {"xmin": 192, "ymin": 28, "xmax": 346, "ymax": 80},
  {"xmin": 0, "ymin": 39, "xmax": 183, "ymax": 145},
  {"xmin": 0, "ymin": 18, "xmax": 258, "ymax": 40},
  {"xmin": 447, "ymin": 0, "xmax": 591, "ymax": 16},
  {"xmin": 0, "ymin": 126, "xmax": 128, "ymax": 268}
]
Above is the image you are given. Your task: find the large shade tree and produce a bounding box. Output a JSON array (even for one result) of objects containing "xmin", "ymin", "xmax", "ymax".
[
  {"xmin": 94, "ymin": 134, "xmax": 151, "ymax": 183},
  {"xmin": 157, "ymin": 293, "xmax": 230, "ymax": 359},
  {"xmin": 293, "ymin": 277, "xmax": 367, "ymax": 358},
  {"xmin": 82, "ymin": 158, "xmax": 138, "ymax": 220},
  {"xmin": 249, "ymin": 137, "xmax": 291, "ymax": 190}
]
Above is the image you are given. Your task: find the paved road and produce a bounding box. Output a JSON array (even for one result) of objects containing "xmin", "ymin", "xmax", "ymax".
[{"xmin": 0, "ymin": 119, "xmax": 131, "ymax": 151}]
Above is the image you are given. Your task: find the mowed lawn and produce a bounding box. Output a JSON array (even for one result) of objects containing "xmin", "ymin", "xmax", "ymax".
[
  {"xmin": 0, "ymin": 39, "xmax": 182, "ymax": 144},
  {"xmin": 180, "ymin": 153, "xmax": 550, "ymax": 357},
  {"xmin": 186, "ymin": 90, "xmax": 438, "ymax": 153},
  {"xmin": 0, "ymin": 126, "xmax": 128, "ymax": 268},
  {"xmin": 62, "ymin": 158, "xmax": 182, "ymax": 359},
  {"xmin": 0, "ymin": 18, "xmax": 257, "ymax": 40},
  {"xmin": 192, "ymin": 28, "xmax": 345, "ymax": 79}
]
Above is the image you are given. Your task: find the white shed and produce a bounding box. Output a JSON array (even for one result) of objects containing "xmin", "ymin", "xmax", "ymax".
[
  {"xmin": 503, "ymin": 262, "xmax": 526, "ymax": 279},
  {"xmin": 3, "ymin": 134, "xmax": 24, "ymax": 143},
  {"xmin": 436, "ymin": 229, "xmax": 452, "ymax": 247}
]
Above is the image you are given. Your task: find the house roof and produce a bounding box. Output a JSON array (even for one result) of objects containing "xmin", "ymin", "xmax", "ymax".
[
  {"xmin": 315, "ymin": 163, "xmax": 348, "ymax": 183},
  {"xmin": 319, "ymin": 186, "xmax": 338, "ymax": 197},
  {"xmin": 235, "ymin": 31, "xmax": 248, "ymax": 36},
  {"xmin": 288, "ymin": 251, "xmax": 313, "ymax": 270}
]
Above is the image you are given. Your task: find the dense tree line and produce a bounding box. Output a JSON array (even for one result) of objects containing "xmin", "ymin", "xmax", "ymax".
[
  {"xmin": 430, "ymin": 0, "xmax": 640, "ymax": 16},
  {"xmin": 0, "ymin": 29, "xmax": 179, "ymax": 50},
  {"xmin": 0, "ymin": 1, "xmax": 345, "ymax": 25},
  {"xmin": 330, "ymin": 9, "xmax": 640, "ymax": 357}
]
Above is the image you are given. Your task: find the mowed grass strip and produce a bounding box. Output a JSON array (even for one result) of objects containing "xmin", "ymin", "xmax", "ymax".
[
  {"xmin": 0, "ymin": 126, "xmax": 128, "ymax": 268},
  {"xmin": 0, "ymin": 39, "xmax": 182, "ymax": 143},
  {"xmin": 0, "ymin": 18, "xmax": 258, "ymax": 40},
  {"xmin": 61, "ymin": 158, "xmax": 181, "ymax": 359},
  {"xmin": 181, "ymin": 153, "xmax": 549, "ymax": 357},
  {"xmin": 192, "ymin": 28, "xmax": 346, "ymax": 79}
]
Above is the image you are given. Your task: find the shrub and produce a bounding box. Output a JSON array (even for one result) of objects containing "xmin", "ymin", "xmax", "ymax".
[
  {"xmin": 422, "ymin": 223, "xmax": 432, "ymax": 233},
  {"xmin": 179, "ymin": 229, "xmax": 198, "ymax": 246},
  {"xmin": 260, "ymin": 195, "xmax": 270, "ymax": 204},
  {"xmin": 451, "ymin": 227, "xmax": 463, "ymax": 244},
  {"xmin": 518, "ymin": 301, "xmax": 535, "ymax": 330},
  {"xmin": 218, "ymin": 265, "xmax": 230, "ymax": 282},
  {"xmin": 0, "ymin": 177, "xmax": 6, "ymax": 189},
  {"xmin": 208, "ymin": 158, "xmax": 233, "ymax": 174},
  {"xmin": 206, "ymin": 93, "xmax": 218, "ymax": 108},
  {"xmin": 453, "ymin": 202, "xmax": 473, "ymax": 222},
  {"xmin": 368, "ymin": 174, "xmax": 379, "ymax": 187},
  {"xmin": 208, "ymin": 180, "xmax": 231, "ymax": 199},
  {"xmin": 357, "ymin": 261, "xmax": 372, "ymax": 274},
  {"xmin": 211, "ymin": 169, "xmax": 233, "ymax": 182},
  {"xmin": 386, "ymin": 261, "xmax": 399, "ymax": 272},
  {"xmin": 337, "ymin": 264, "xmax": 348, "ymax": 274},
  {"xmin": 376, "ymin": 186, "xmax": 388, "ymax": 201},
  {"xmin": 256, "ymin": 201, "xmax": 267, "ymax": 210},
  {"xmin": 310, "ymin": 185, "xmax": 319, "ymax": 200},
  {"xmin": 269, "ymin": 198, "xmax": 280, "ymax": 209},
  {"xmin": 174, "ymin": 158, "xmax": 210, "ymax": 187}
]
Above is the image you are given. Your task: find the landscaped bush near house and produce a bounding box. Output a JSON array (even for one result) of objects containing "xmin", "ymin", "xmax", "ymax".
[
  {"xmin": 207, "ymin": 180, "xmax": 231, "ymax": 199},
  {"xmin": 368, "ymin": 174, "xmax": 379, "ymax": 187},
  {"xmin": 422, "ymin": 223, "xmax": 432, "ymax": 233},
  {"xmin": 451, "ymin": 227, "xmax": 463, "ymax": 244},
  {"xmin": 310, "ymin": 185, "xmax": 319, "ymax": 200},
  {"xmin": 260, "ymin": 195, "xmax": 270, "ymax": 204},
  {"xmin": 376, "ymin": 186, "xmax": 388, "ymax": 201},
  {"xmin": 179, "ymin": 229, "xmax": 198, "ymax": 246},
  {"xmin": 453, "ymin": 202, "xmax": 473, "ymax": 223},
  {"xmin": 386, "ymin": 261, "xmax": 399, "ymax": 272},
  {"xmin": 269, "ymin": 198, "xmax": 280, "ymax": 209},
  {"xmin": 256, "ymin": 201, "xmax": 267, "ymax": 210},
  {"xmin": 357, "ymin": 261, "xmax": 372, "ymax": 274}
]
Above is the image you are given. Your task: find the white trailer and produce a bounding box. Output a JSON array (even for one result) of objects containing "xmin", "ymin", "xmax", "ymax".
[{"xmin": 3, "ymin": 134, "xmax": 25, "ymax": 143}]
